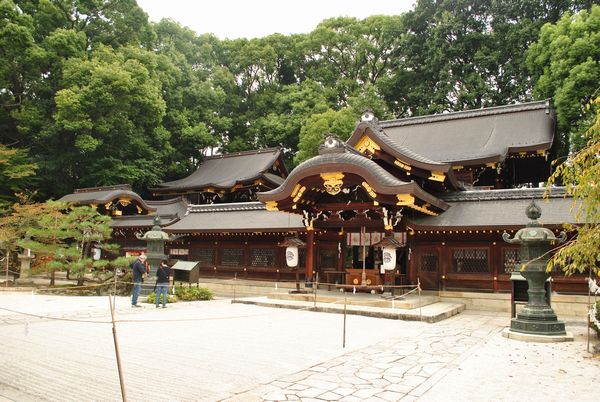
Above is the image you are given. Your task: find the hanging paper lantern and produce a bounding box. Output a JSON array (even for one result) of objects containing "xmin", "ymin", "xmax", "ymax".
[
  {"xmin": 382, "ymin": 246, "xmax": 396, "ymax": 270},
  {"xmin": 279, "ymin": 236, "xmax": 305, "ymax": 268},
  {"xmin": 286, "ymin": 246, "xmax": 299, "ymax": 267}
]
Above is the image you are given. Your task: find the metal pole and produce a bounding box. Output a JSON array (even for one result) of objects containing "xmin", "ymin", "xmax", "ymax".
[
  {"xmin": 361, "ymin": 226, "xmax": 366, "ymax": 286},
  {"xmin": 588, "ymin": 269, "xmax": 591, "ymax": 353},
  {"xmin": 109, "ymin": 295, "xmax": 127, "ymax": 402},
  {"xmin": 418, "ymin": 277, "xmax": 422, "ymax": 322},
  {"xmin": 5, "ymin": 251, "xmax": 9, "ymax": 287},
  {"xmin": 113, "ymin": 268, "xmax": 118, "ymax": 307},
  {"xmin": 343, "ymin": 294, "xmax": 347, "ymax": 348},
  {"xmin": 313, "ymin": 272, "xmax": 318, "ymax": 309}
]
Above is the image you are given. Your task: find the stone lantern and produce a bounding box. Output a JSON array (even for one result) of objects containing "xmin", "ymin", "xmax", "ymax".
[
  {"xmin": 136, "ymin": 216, "xmax": 177, "ymax": 295},
  {"xmin": 16, "ymin": 248, "xmax": 34, "ymax": 286},
  {"xmin": 502, "ymin": 200, "xmax": 571, "ymax": 340}
]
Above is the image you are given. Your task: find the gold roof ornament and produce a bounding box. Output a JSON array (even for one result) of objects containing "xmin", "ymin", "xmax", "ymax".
[{"xmin": 320, "ymin": 172, "xmax": 345, "ymax": 195}]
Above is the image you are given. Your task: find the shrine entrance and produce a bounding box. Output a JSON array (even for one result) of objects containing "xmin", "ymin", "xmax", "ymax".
[
  {"xmin": 414, "ymin": 246, "xmax": 441, "ymax": 290},
  {"xmin": 258, "ymin": 132, "xmax": 449, "ymax": 290}
]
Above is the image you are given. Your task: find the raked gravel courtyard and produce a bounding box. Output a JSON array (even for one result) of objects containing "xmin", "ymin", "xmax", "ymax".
[{"xmin": 0, "ymin": 292, "xmax": 598, "ymax": 402}]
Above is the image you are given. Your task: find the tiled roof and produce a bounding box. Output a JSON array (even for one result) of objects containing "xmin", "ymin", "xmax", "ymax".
[
  {"xmin": 154, "ymin": 148, "xmax": 284, "ymax": 191},
  {"xmin": 165, "ymin": 202, "xmax": 304, "ymax": 232},
  {"xmin": 409, "ymin": 187, "xmax": 578, "ymax": 229},
  {"xmin": 378, "ymin": 100, "xmax": 554, "ymax": 165}
]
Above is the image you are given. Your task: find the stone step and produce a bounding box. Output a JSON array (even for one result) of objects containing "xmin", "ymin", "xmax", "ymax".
[
  {"xmin": 232, "ymin": 296, "xmax": 465, "ymax": 323},
  {"xmin": 268, "ymin": 292, "xmax": 440, "ymax": 310}
]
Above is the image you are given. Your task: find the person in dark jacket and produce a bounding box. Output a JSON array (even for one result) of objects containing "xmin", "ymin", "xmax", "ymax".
[
  {"xmin": 131, "ymin": 254, "xmax": 147, "ymax": 307},
  {"xmin": 155, "ymin": 260, "xmax": 171, "ymax": 308}
]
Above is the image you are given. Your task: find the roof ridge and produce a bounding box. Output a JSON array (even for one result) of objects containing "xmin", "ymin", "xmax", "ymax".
[
  {"xmin": 73, "ymin": 184, "xmax": 132, "ymax": 193},
  {"xmin": 203, "ymin": 147, "xmax": 281, "ymax": 160},
  {"xmin": 380, "ymin": 100, "xmax": 551, "ymax": 128},
  {"xmin": 186, "ymin": 201, "xmax": 266, "ymax": 214},
  {"xmin": 441, "ymin": 186, "xmax": 568, "ymax": 202}
]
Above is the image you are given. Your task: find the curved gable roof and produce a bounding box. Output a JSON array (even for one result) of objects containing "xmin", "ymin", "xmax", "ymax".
[
  {"xmin": 59, "ymin": 184, "xmax": 155, "ymax": 213},
  {"xmin": 155, "ymin": 148, "xmax": 285, "ymax": 191},
  {"xmin": 111, "ymin": 197, "xmax": 188, "ymax": 229},
  {"xmin": 259, "ymin": 150, "xmax": 448, "ymax": 212},
  {"xmin": 347, "ymin": 121, "xmax": 461, "ymax": 190},
  {"xmin": 348, "ymin": 122, "xmax": 452, "ymax": 172},
  {"xmin": 378, "ymin": 100, "xmax": 554, "ymax": 165}
]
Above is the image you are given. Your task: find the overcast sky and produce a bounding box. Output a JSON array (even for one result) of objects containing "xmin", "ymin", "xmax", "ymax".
[{"xmin": 136, "ymin": 0, "xmax": 416, "ymax": 39}]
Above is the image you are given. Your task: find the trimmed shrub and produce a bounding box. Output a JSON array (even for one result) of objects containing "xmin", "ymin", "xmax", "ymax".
[
  {"xmin": 591, "ymin": 300, "xmax": 600, "ymax": 337},
  {"xmin": 146, "ymin": 292, "xmax": 177, "ymax": 304},
  {"xmin": 175, "ymin": 285, "xmax": 213, "ymax": 301}
]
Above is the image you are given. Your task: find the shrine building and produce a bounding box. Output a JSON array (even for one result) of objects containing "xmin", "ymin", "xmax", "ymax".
[{"xmin": 59, "ymin": 100, "xmax": 586, "ymax": 294}]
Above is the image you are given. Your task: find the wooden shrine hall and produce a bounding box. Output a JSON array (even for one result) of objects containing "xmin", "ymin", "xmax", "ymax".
[{"xmin": 59, "ymin": 100, "xmax": 587, "ymax": 294}]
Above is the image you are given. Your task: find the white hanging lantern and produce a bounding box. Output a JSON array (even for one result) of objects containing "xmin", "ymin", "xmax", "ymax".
[
  {"xmin": 374, "ymin": 235, "xmax": 404, "ymax": 271},
  {"xmin": 92, "ymin": 247, "xmax": 102, "ymax": 261},
  {"xmin": 382, "ymin": 246, "xmax": 396, "ymax": 270},
  {"xmin": 286, "ymin": 246, "xmax": 299, "ymax": 267},
  {"xmin": 279, "ymin": 236, "xmax": 305, "ymax": 268}
]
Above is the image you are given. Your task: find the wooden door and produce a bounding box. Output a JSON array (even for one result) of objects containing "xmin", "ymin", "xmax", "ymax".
[
  {"xmin": 416, "ymin": 247, "xmax": 440, "ymax": 290},
  {"xmin": 317, "ymin": 247, "xmax": 338, "ymax": 284}
]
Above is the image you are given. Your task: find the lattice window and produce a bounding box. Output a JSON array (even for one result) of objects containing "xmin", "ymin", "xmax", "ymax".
[
  {"xmin": 250, "ymin": 248, "xmax": 276, "ymax": 267},
  {"xmin": 503, "ymin": 249, "xmax": 521, "ymax": 273},
  {"xmin": 419, "ymin": 252, "xmax": 439, "ymax": 273},
  {"xmin": 320, "ymin": 249, "xmax": 337, "ymax": 269},
  {"xmin": 299, "ymin": 248, "xmax": 306, "ymax": 268},
  {"xmin": 221, "ymin": 248, "xmax": 244, "ymax": 267},
  {"xmin": 451, "ymin": 249, "xmax": 489, "ymax": 273},
  {"xmin": 192, "ymin": 248, "xmax": 214, "ymax": 267}
]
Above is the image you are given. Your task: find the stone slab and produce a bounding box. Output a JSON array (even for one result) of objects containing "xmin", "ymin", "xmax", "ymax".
[{"xmin": 501, "ymin": 327, "xmax": 574, "ymax": 342}]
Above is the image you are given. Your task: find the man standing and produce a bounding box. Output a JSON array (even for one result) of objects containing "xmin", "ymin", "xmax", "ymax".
[
  {"xmin": 155, "ymin": 260, "xmax": 171, "ymax": 308},
  {"xmin": 131, "ymin": 254, "xmax": 147, "ymax": 307}
]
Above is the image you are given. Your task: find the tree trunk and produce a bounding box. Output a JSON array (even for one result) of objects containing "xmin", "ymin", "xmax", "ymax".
[{"xmin": 50, "ymin": 270, "xmax": 55, "ymax": 287}]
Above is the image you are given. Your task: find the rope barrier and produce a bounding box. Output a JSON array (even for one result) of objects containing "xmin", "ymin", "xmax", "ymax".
[{"xmin": 0, "ymin": 306, "xmax": 110, "ymax": 324}]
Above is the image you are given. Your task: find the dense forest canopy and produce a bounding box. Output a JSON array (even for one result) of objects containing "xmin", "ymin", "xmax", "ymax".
[{"xmin": 0, "ymin": 0, "xmax": 596, "ymax": 203}]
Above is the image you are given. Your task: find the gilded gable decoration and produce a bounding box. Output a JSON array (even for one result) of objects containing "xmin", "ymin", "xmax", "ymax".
[{"xmin": 320, "ymin": 172, "xmax": 345, "ymax": 195}]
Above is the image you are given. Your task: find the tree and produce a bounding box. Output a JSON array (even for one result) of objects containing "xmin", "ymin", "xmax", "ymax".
[
  {"xmin": 546, "ymin": 96, "xmax": 599, "ymax": 276},
  {"xmin": 40, "ymin": 45, "xmax": 169, "ymax": 195},
  {"xmin": 294, "ymin": 108, "xmax": 357, "ymax": 165},
  {"xmin": 0, "ymin": 193, "xmax": 44, "ymax": 281},
  {"xmin": 527, "ymin": 5, "xmax": 600, "ymax": 156},
  {"xmin": 16, "ymin": 200, "xmax": 71, "ymax": 286},
  {"xmin": 303, "ymin": 15, "xmax": 405, "ymax": 107},
  {"xmin": 57, "ymin": 205, "xmax": 117, "ymax": 286},
  {"xmin": 0, "ymin": 144, "xmax": 36, "ymax": 211},
  {"xmin": 18, "ymin": 201, "xmax": 118, "ymax": 286}
]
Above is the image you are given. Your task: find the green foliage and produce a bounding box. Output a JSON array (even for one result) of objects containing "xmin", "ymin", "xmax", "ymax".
[
  {"xmin": 527, "ymin": 5, "xmax": 600, "ymax": 156},
  {"xmin": 174, "ymin": 285, "xmax": 213, "ymax": 301},
  {"xmin": 295, "ymin": 109, "xmax": 356, "ymax": 165},
  {"xmin": 0, "ymin": 0, "xmax": 593, "ymax": 198},
  {"xmin": 546, "ymin": 97, "xmax": 599, "ymax": 276},
  {"xmin": 16, "ymin": 201, "xmax": 119, "ymax": 286},
  {"xmin": 0, "ymin": 145, "xmax": 37, "ymax": 211},
  {"xmin": 146, "ymin": 292, "xmax": 177, "ymax": 304},
  {"xmin": 592, "ymin": 300, "xmax": 600, "ymax": 336}
]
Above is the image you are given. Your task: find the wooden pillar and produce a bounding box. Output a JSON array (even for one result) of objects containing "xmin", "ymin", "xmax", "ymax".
[
  {"xmin": 491, "ymin": 242, "xmax": 500, "ymax": 293},
  {"xmin": 305, "ymin": 230, "xmax": 314, "ymax": 281}
]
